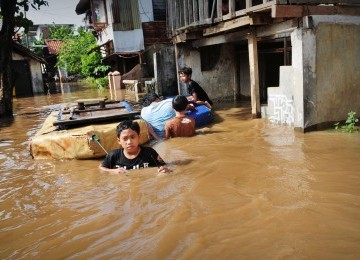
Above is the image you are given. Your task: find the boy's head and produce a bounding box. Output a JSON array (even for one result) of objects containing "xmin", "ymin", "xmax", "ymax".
[
  {"xmin": 116, "ymin": 120, "xmax": 140, "ymax": 138},
  {"xmin": 172, "ymin": 95, "xmax": 189, "ymax": 112},
  {"xmin": 116, "ymin": 120, "xmax": 141, "ymax": 152},
  {"xmin": 179, "ymin": 67, "xmax": 192, "ymax": 83},
  {"xmin": 141, "ymin": 93, "xmax": 160, "ymax": 107},
  {"xmin": 179, "ymin": 67, "xmax": 192, "ymax": 76}
]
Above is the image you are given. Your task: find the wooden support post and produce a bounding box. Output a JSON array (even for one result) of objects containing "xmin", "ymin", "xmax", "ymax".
[{"xmin": 248, "ymin": 33, "xmax": 261, "ymax": 118}]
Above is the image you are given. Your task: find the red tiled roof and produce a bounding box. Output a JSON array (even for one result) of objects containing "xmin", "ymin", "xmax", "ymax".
[{"xmin": 44, "ymin": 39, "xmax": 64, "ymax": 55}]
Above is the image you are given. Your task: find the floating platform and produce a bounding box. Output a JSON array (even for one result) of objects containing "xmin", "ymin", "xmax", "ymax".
[{"xmin": 30, "ymin": 101, "xmax": 150, "ymax": 160}]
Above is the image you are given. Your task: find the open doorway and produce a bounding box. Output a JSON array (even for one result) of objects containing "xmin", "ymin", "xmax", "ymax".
[{"xmin": 236, "ymin": 37, "xmax": 291, "ymax": 103}]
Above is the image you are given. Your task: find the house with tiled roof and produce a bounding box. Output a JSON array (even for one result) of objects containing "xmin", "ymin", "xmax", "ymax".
[{"xmin": 44, "ymin": 39, "xmax": 69, "ymax": 82}]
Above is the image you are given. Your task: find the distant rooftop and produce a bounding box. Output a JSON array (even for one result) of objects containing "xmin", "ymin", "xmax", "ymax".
[{"xmin": 44, "ymin": 39, "xmax": 64, "ymax": 55}]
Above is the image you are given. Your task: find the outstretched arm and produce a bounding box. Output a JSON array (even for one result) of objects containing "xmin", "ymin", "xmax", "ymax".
[
  {"xmin": 145, "ymin": 121, "xmax": 159, "ymax": 140},
  {"xmin": 99, "ymin": 164, "xmax": 128, "ymax": 174}
]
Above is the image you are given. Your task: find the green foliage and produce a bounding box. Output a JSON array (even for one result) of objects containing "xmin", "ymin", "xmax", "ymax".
[
  {"xmin": 334, "ymin": 111, "xmax": 359, "ymax": 133},
  {"xmin": 56, "ymin": 29, "xmax": 97, "ymax": 74},
  {"xmin": 80, "ymin": 51, "xmax": 103, "ymax": 77},
  {"xmin": 48, "ymin": 24, "xmax": 75, "ymax": 40},
  {"xmin": 86, "ymin": 76, "xmax": 109, "ymax": 89},
  {"xmin": 56, "ymin": 28, "xmax": 110, "ymax": 79}
]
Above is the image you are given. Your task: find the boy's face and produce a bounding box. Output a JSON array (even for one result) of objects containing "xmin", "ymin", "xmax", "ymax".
[
  {"xmin": 117, "ymin": 128, "xmax": 140, "ymax": 153},
  {"xmin": 179, "ymin": 72, "xmax": 190, "ymax": 83}
]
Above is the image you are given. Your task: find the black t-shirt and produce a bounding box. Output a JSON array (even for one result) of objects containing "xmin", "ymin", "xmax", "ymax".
[
  {"xmin": 101, "ymin": 146, "xmax": 166, "ymax": 170},
  {"xmin": 188, "ymin": 80, "xmax": 213, "ymax": 106}
]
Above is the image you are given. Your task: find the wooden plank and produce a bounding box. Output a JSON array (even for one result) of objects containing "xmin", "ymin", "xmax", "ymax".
[
  {"xmin": 53, "ymin": 111, "xmax": 140, "ymax": 128},
  {"xmin": 203, "ymin": 16, "xmax": 252, "ymax": 36},
  {"xmin": 235, "ymin": 1, "xmax": 274, "ymax": 17},
  {"xmin": 279, "ymin": 0, "xmax": 360, "ymax": 4},
  {"xmin": 193, "ymin": 28, "xmax": 249, "ymax": 47},
  {"xmin": 229, "ymin": 0, "xmax": 236, "ymax": 17},
  {"xmin": 194, "ymin": 0, "xmax": 199, "ymax": 22},
  {"xmin": 248, "ymin": 33, "xmax": 261, "ymax": 118},
  {"xmin": 184, "ymin": 0, "xmax": 189, "ymax": 26},
  {"xmin": 199, "ymin": 0, "xmax": 205, "ymax": 21},
  {"xmin": 256, "ymin": 18, "xmax": 298, "ymax": 38},
  {"xmin": 204, "ymin": 0, "xmax": 209, "ymax": 19},
  {"xmin": 63, "ymin": 105, "xmax": 126, "ymax": 115},
  {"xmin": 75, "ymin": 98, "xmax": 107, "ymax": 103},
  {"xmin": 217, "ymin": 0, "xmax": 223, "ymax": 20},
  {"xmin": 272, "ymin": 4, "xmax": 360, "ymax": 18}
]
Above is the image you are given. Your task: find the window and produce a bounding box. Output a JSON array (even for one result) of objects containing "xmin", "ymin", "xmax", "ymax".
[
  {"xmin": 91, "ymin": 0, "xmax": 107, "ymax": 27},
  {"xmin": 112, "ymin": 0, "xmax": 141, "ymax": 31}
]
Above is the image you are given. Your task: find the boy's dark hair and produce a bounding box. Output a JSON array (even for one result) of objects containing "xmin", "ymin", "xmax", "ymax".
[
  {"xmin": 141, "ymin": 93, "xmax": 160, "ymax": 107},
  {"xmin": 172, "ymin": 95, "xmax": 189, "ymax": 112},
  {"xmin": 116, "ymin": 120, "xmax": 140, "ymax": 137},
  {"xmin": 179, "ymin": 67, "xmax": 192, "ymax": 76}
]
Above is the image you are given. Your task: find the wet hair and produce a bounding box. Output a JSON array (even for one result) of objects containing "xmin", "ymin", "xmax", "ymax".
[
  {"xmin": 116, "ymin": 120, "xmax": 140, "ymax": 137},
  {"xmin": 141, "ymin": 92, "xmax": 160, "ymax": 107},
  {"xmin": 172, "ymin": 95, "xmax": 189, "ymax": 112},
  {"xmin": 178, "ymin": 67, "xmax": 192, "ymax": 76}
]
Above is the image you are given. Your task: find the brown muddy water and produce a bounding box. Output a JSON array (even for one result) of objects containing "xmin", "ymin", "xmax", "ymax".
[{"xmin": 0, "ymin": 84, "xmax": 360, "ymax": 259}]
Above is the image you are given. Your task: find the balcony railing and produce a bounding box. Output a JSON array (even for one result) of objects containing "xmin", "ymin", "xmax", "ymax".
[{"xmin": 167, "ymin": 0, "xmax": 360, "ymax": 35}]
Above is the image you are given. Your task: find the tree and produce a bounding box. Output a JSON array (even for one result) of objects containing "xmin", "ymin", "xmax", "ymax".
[
  {"xmin": 0, "ymin": 0, "xmax": 48, "ymax": 117},
  {"xmin": 56, "ymin": 27, "xmax": 109, "ymax": 78}
]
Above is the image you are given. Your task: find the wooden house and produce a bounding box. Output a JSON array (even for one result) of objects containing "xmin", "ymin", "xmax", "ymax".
[{"xmin": 166, "ymin": 0, "xmax": 360, "ymax": 131}]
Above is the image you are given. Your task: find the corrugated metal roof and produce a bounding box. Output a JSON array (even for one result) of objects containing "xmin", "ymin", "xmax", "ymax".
[{"xmin": 44, "ymin": 39, "xmax": 64, "ymax": 55}]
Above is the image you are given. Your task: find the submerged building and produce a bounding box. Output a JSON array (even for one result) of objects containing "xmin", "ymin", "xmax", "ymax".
[{"xmin": 166, "ymin": 0, "xmax": 360, "ymax": 131}]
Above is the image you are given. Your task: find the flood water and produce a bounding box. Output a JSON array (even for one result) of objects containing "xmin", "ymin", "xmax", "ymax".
[{"xmin": 1, "ymin": 84, "xmax": 360, "ymax": 259}]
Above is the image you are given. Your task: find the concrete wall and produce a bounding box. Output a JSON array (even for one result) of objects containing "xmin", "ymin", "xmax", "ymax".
[
  {"xmin": 176, "ymin": 43, "xmax": 238, "ymax": 101},
  {"xmin": 153, "ymin": 45, "xmax": 178, "ymax": 96},
  {"xmin": 314, "ymin": 22, "xmax": 360, "ymax": 125},
  {"xmin": 29, "ymin": 60, "xmax": 44, "ymax": 94},
  {"xmin": 266, "ymin": 16, "xmax": 360, "ymax": 131}
]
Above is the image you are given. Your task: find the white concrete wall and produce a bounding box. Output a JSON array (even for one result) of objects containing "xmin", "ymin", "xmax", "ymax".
[{"xmin": 29, "ymin": 59, "xmax": 44, "ymax": 94}]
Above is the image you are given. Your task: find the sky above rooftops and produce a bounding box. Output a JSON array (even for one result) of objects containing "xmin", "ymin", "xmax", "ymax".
[{"xmin": 26, "ymin": 0, "xmax": 85, "ymax": 27}]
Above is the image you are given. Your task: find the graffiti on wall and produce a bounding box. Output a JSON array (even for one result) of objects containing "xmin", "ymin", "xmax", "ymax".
[{"xmin": 268, "ymin": 94, "xmax": 294, "ymax": 125}]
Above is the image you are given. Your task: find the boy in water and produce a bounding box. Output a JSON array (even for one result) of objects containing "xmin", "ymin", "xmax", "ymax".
[
  {"xmin": 99, "ymin": 120, "xmax": 170, "ymax": 174},
  {"xmin": 178, "ymin": 66, "xmax": 213, "ymax": 109},
  {"xmin": 164, "ymin": 95, "xmax": 195, "ymax": 139}
]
